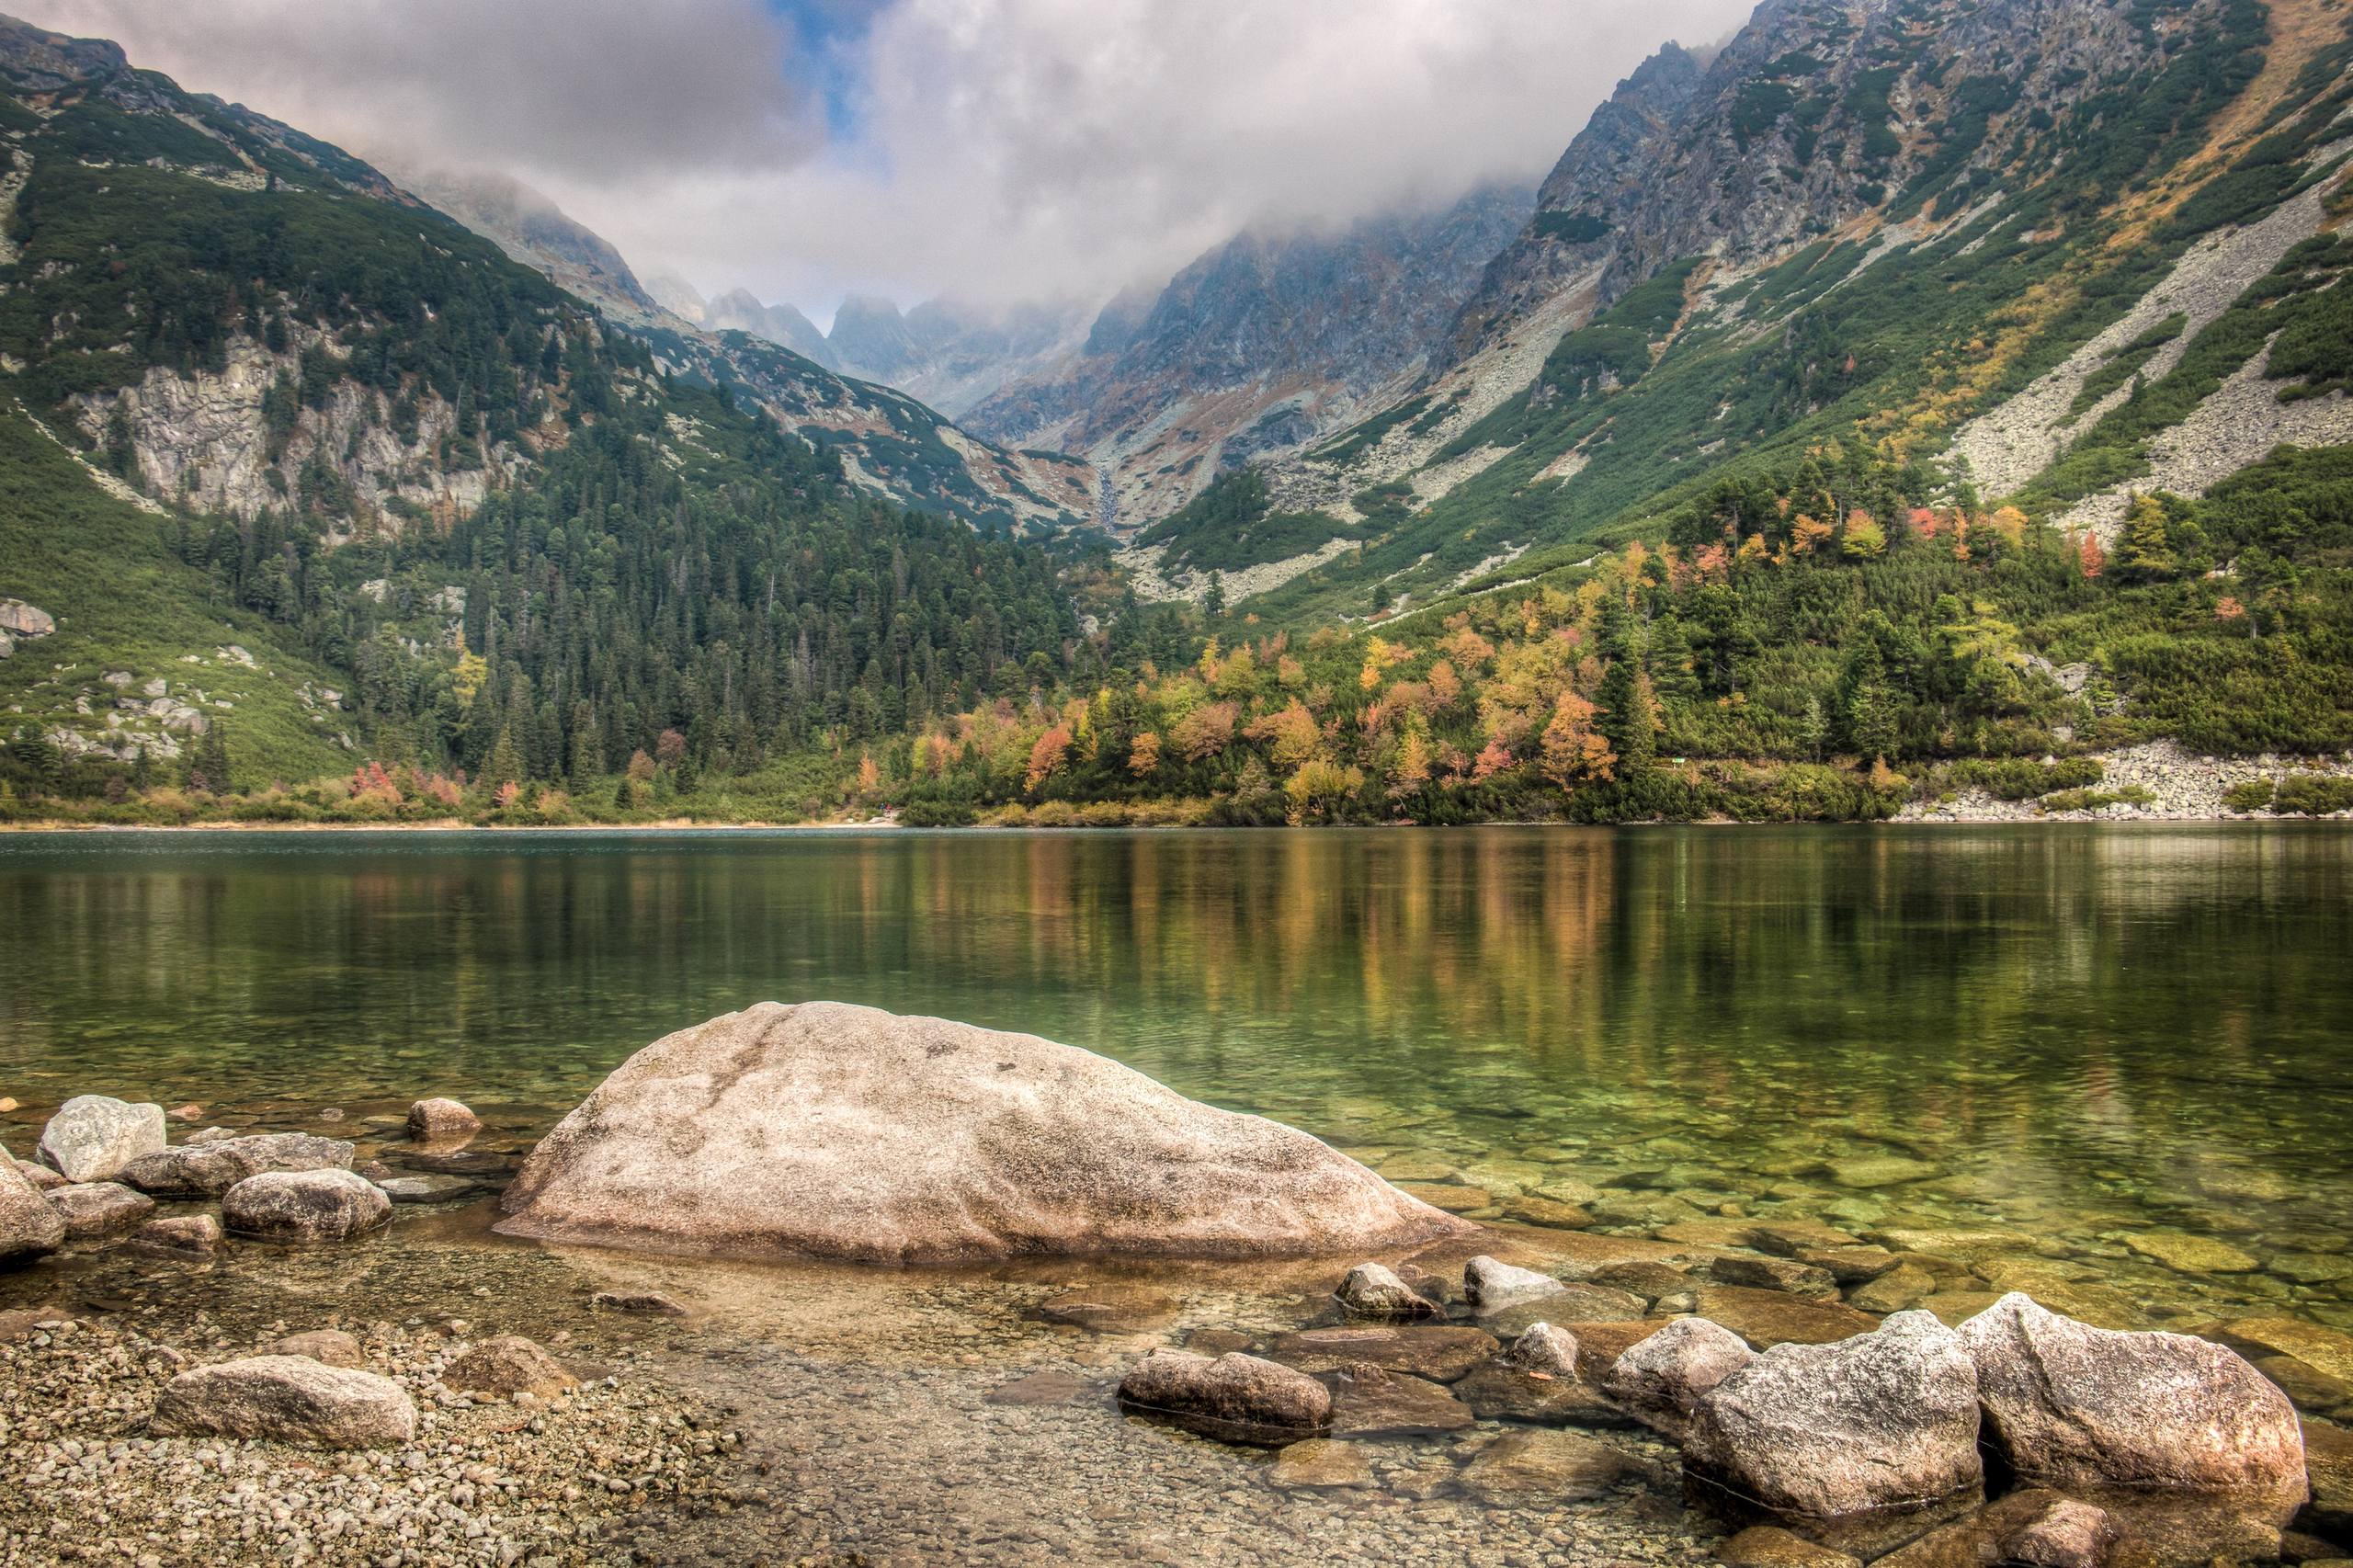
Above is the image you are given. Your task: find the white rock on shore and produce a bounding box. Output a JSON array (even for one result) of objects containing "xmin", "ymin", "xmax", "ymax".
[{"xmin": 496, "ymin": 1002, "xmax": 1475, "ymax": 1264}]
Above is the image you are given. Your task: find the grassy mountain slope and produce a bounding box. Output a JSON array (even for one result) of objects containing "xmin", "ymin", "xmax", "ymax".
[
  {"xmin": 0, "ymin": 403, "xmax": 357, "ymax": 788},
  {"xmin": 1220, "ymin": 0, "xmax": 2353, "ymax": 629}
]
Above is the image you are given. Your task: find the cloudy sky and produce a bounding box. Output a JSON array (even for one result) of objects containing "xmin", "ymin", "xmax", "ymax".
[{"xmin": 21, "ymin": 0, "xmax": 1754, "ymax": 323}]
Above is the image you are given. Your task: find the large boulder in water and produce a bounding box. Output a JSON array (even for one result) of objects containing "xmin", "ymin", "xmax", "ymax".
[
  {"xmin": 1957, "ymin": 1292, "xmax": 2306, "ymax": 1504},
  {"xmin": 494, "ymin": 1002, "xmax": 1473, "ymax": 1263},
  {"xmin": 1686, "ymin": 1310, "xmax": 1983, "ymax": 1516}
]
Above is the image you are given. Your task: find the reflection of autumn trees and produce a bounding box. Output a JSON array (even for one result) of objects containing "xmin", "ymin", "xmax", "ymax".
[{"xmin": 2, "ymin": 831, "xmax": 2349, "ymax": 1227}]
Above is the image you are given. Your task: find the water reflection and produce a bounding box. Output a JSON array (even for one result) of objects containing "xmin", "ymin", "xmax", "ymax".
[{"xmin": 2, "ymin": 824, "xmax": 2349, "ymax": 1324}]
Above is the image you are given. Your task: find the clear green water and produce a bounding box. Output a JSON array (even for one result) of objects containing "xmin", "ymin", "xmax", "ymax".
[{"xmin": 4, "ymin": 824, "xmax": 2350, "ymax": 1325}]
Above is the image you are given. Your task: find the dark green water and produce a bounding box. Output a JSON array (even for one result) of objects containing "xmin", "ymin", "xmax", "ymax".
[{"xmin": 4, "ymin": 824, "xmax": 2350, "ymax": 1324}]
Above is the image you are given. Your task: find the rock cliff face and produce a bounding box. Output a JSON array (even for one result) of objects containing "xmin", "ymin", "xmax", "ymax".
[
  {"xmin": 963, "ymin": 182, "xmax": 1533, "ymax": 524},
  {"xmin": 1449, "ymin": 0, "xmax": 2165, "ymax": 369},
  {"xmin": 0, "ymin": 15, "xmax": 1089, "ymax": 536}
]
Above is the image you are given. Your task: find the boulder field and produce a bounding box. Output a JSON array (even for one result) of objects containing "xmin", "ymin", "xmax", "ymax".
[{"xmin": 494, "ymin": 1002, "xmax": 1475, "ymax": 1263}]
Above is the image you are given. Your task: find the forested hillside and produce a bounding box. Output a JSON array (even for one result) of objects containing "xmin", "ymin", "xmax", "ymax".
[
  {"xmin": 5, "ymin": 0, "xmax": 2352, "ymax": 828},
  {"xmin": 0, "ymin": 13, "xmax": 1099, "ymax": 820}
]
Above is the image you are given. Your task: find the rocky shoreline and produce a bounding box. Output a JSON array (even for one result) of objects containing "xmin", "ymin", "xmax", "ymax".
[
  {"xmin": 4, "ymin": 1012, "xmax": 2352, "ymax": 1566},
  {"xmin": 1903, "ymin": 741, "xmax": 2353, "ymax": 824}
]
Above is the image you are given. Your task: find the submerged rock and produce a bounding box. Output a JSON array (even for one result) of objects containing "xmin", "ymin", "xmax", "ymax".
[
  {"xmin": 1695, "ymin": 1285, "xmax": 1876, "ymax": 1349},
  {"xmin": 496, "ymin": 1003, "xmax": 1473, "ymax": 1263},
  {"xmin": 590, "ymin": 1290, "xmax": 685, "ymax": 1316},
  {"xmin": 1335, "ymin": 1261, "xmax": 1441, "ymax": 1319},
  {"xmin": 1324, "ymin": 1363, "xmax": 1474, "ymax": 1437},
  {"xmin": 406, "ymin": 1096, "xmax": 482, "ymax": 1142},
  {"xmin": 222, "ymin": 1169, "xmax": 391, "ymax": 1242},
  {"xmin": 1602, "ymin": 1316, "xmax": 1754, "ymax": 1437},
  {"xmin": 1686, "ymin": 1311, "xmax": 1983, "ymax": 1517},
  {"xmin": 1957, "ymin": 1292, "xmax": 2305, "ymax": 1504},
  {"xmin": 1454, "ymin": 1428, "xmax": 1635, "ymax": 1502},
  {"xmin": 1118, "ymin": 1348, "xmax": 1329, "ymax": 1446},
  {"xmin": 120, "ymin": 1133, "xmax": 354, "ymax": 1198},
  {"xmin": 0, "ymin": 1158, "xmax": 66, "ymax": 1262},
  {"xmin": 151, "ymin": 1356, "xmax": 416, "ymax": 1449},
  {"xmin": 38, "ymin": 1096, "xmax": 165, "ymax": 1183},
  {"xmin": 444, "ymin": 1335, "xmax": 578, "ymax": 1401},
  {"xmin": 133, "ymin": 1213, "xmax": 222, "ymax": 1255},
  {"xmin": 1453, "ymin": 1322, "xmax": 1629, "ymax": 1426},
  {"xmin": 1462, "ymin": 1255, "xmax": 1568, "ymax": 1313},
  {"xmin": 47, "ymin": 1180, "xmax": 154, "ymax": 1239},
  {"xmin": 1264, "ymin": 1324, "xmax": 1499, "ymax": 1382},
  {"xmin": 1267, "ymin": 1437, "xmax": 1373, "ymax": 1489},
  {"xmin": 1712, "ymin": 1526, "xmax": 1863, "ymax": 1568},
  {"xmin": 2005, "ymin": 1496, "xmax": 2115, "ymax": 1568}
]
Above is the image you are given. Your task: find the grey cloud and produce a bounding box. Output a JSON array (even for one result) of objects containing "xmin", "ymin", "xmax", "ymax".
[
  {"xmin": 16, "ymin": 0, "xmax": 1760, "ymax": 315},
  {"xmin": 17, "ymin": 0, "xmax": 819, "ymax": 179}
]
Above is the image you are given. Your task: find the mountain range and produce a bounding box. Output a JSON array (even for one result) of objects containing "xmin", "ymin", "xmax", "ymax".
[{"xmin": 2, "ymin": 0, "xmax": 2350, "ymax": 824}]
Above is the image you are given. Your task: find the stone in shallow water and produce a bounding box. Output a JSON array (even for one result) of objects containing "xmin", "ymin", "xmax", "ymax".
[
  {"xmin": 120, "ymin": 1133, "xmax": 355, "ymax": 1198},
  {"xmin": 2124, "ymin": 1230, "xmax": 2260, "ymax": 1275},
  {"xmin": 1498, "ymin": 1194, "xmax": 1594, "ymax": 1228},
  {"xmin": 2005, "ymin": 1496, "xmax": 2114, "ymax": 1568},
  {"xmin": 1590, "ymin": 1260, "xmax": 1694, "ymax": 1303},
  {"xmin": 133, "ymin": 1213, "xmax": 221, "ymax": 1255},
  {"xmin": 1118, "ymin": 1348, "xmax": 1329, "ymax": 1447},
  {"xmin": 2268, "ymin": 1252, "xmax": 2353, "ymax": 1285},
  {"xmin": 444, "ymin": 1335, "xmax": 577, "ymax": 1401},
  {"xmin": 1334, "ymin": 1261, "xmax": 1440, "ymax": 1320},
  {"xmin": 1688, "ymin": 1311, "xmax": 1983, "ymax": 1517},
  {"xmin": 153, "ymin": 1357, "xmax": 415, "ymax": 1449},
  {"xmin": 983, "ymin": 1369, "xmax": 1091, "ymax": 1406},
  {"xmin": 1827, "ymin": 1156, "xmax": 1939, "ymax": 1190},
  {"xmin": 1958, "ymin": 1292, "xmax": 2306, "ymax": 1504},
  {"xmin": 222, "ymin": 1169, "xmax": 391, "ymax": 1242},
  {"xmin": 1324, "ymin": 1364, "xmax": 1473, "ymax": 1437},
  {"xmin": 1712, "ymin": 1525, "xmax": 1862, "ymax": 1568},
  {"xmin": 2299, "ymin": 1419, "xmax": 2353, "ymax": 1539},
  {"xmin": 1696, "ymin": 1285, "xmax": 1876, "ymax": 1349},
  {"xmin": 1267, "ymin": 1437, "xmax": 1372, "ymax": 1489},
  {"xmin": 377, "ymin": 1174, "xmax": 479, "ymax": 1204},
  {"xmin": 1264, "ymin": 1324, "xmax": 1499, "ymax": 1382},
  {"xmin": 1711, "ymin": 1255, "xmax": 1839, "ymax": 1298},
  {"xmin": 1452, "ymin": 1327, "xmax": 1631, "ymax": 1426},
  {"xmin": 1454, "ymin": 1428, "xmax": 1635, "ymax": 1503},
  {"xmin": 37, "ymin": 1096, "xmax": 165, "ymax": 1183},
  {"xmin": 2221, "ymin": 1317, "xmax": 2353, "ymax": 1384},
  {"xmin": 47, "ymin": 1180, "xmax": 154, "ymax": 1239},
  {"xmin": 591, "ymin": 1290, "xmax": 684, "ymax": 1316},
  {"xmin": 0, "ymin": 1158, "xmax": 66, "ymax": 1261},
  {"xmin": 1603, "ymin": 1316, "xmax": 1754, "ymax": 1437},
  {"xmin": 1794, "ymin": 1244, "xmax": 1899, "ymax": 1283},
  {"xmin": 1392, "ymin": 1182, "xmax": 1491, "ymax": 1213},
  {"xmin": 406, "ymin": 1096, "xmax": 482, "ymax": 1142},
  {"xmin": 1749, "ymin": 1221, "xmax": 1865, "ymax": 1255},
  {"xmin": 1848, "ymin": 1261, "xmax": 1937, "ymax": 1315},
  {"xmin": 497, "ymin": 1002, "xmax": 1473, "ymax": 1263},
  {"xmin": 1033, "ymin": 1284, "xmax": 1179, "ymax": 1333},
  {"xmin": 1462, "ymin": 1255, "xmax": 1568, "ymax": 1313}
]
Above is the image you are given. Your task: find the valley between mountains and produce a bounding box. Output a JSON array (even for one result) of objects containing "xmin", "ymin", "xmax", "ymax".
[{"xmin": 2, "ymin": 0, "xmax": 2352, "ymax": 828}]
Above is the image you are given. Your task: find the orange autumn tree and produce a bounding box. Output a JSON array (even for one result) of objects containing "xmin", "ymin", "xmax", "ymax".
[{"xmin": 1538, "ymin": 691, "xmax": 1616, "ymax": 789}]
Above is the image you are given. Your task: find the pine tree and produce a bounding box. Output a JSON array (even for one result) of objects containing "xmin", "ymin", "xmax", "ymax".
[
  {"xmin": 1596, "ymin": 600, "xmax": 1658, "ymax": 778},
  {"xmin": 2115, "ymin": 494, "xmax": 2177, "ymax": 581},
  {"xmin": 483, "ymin": 726, "xmax": 525, "ymax": 789}
]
